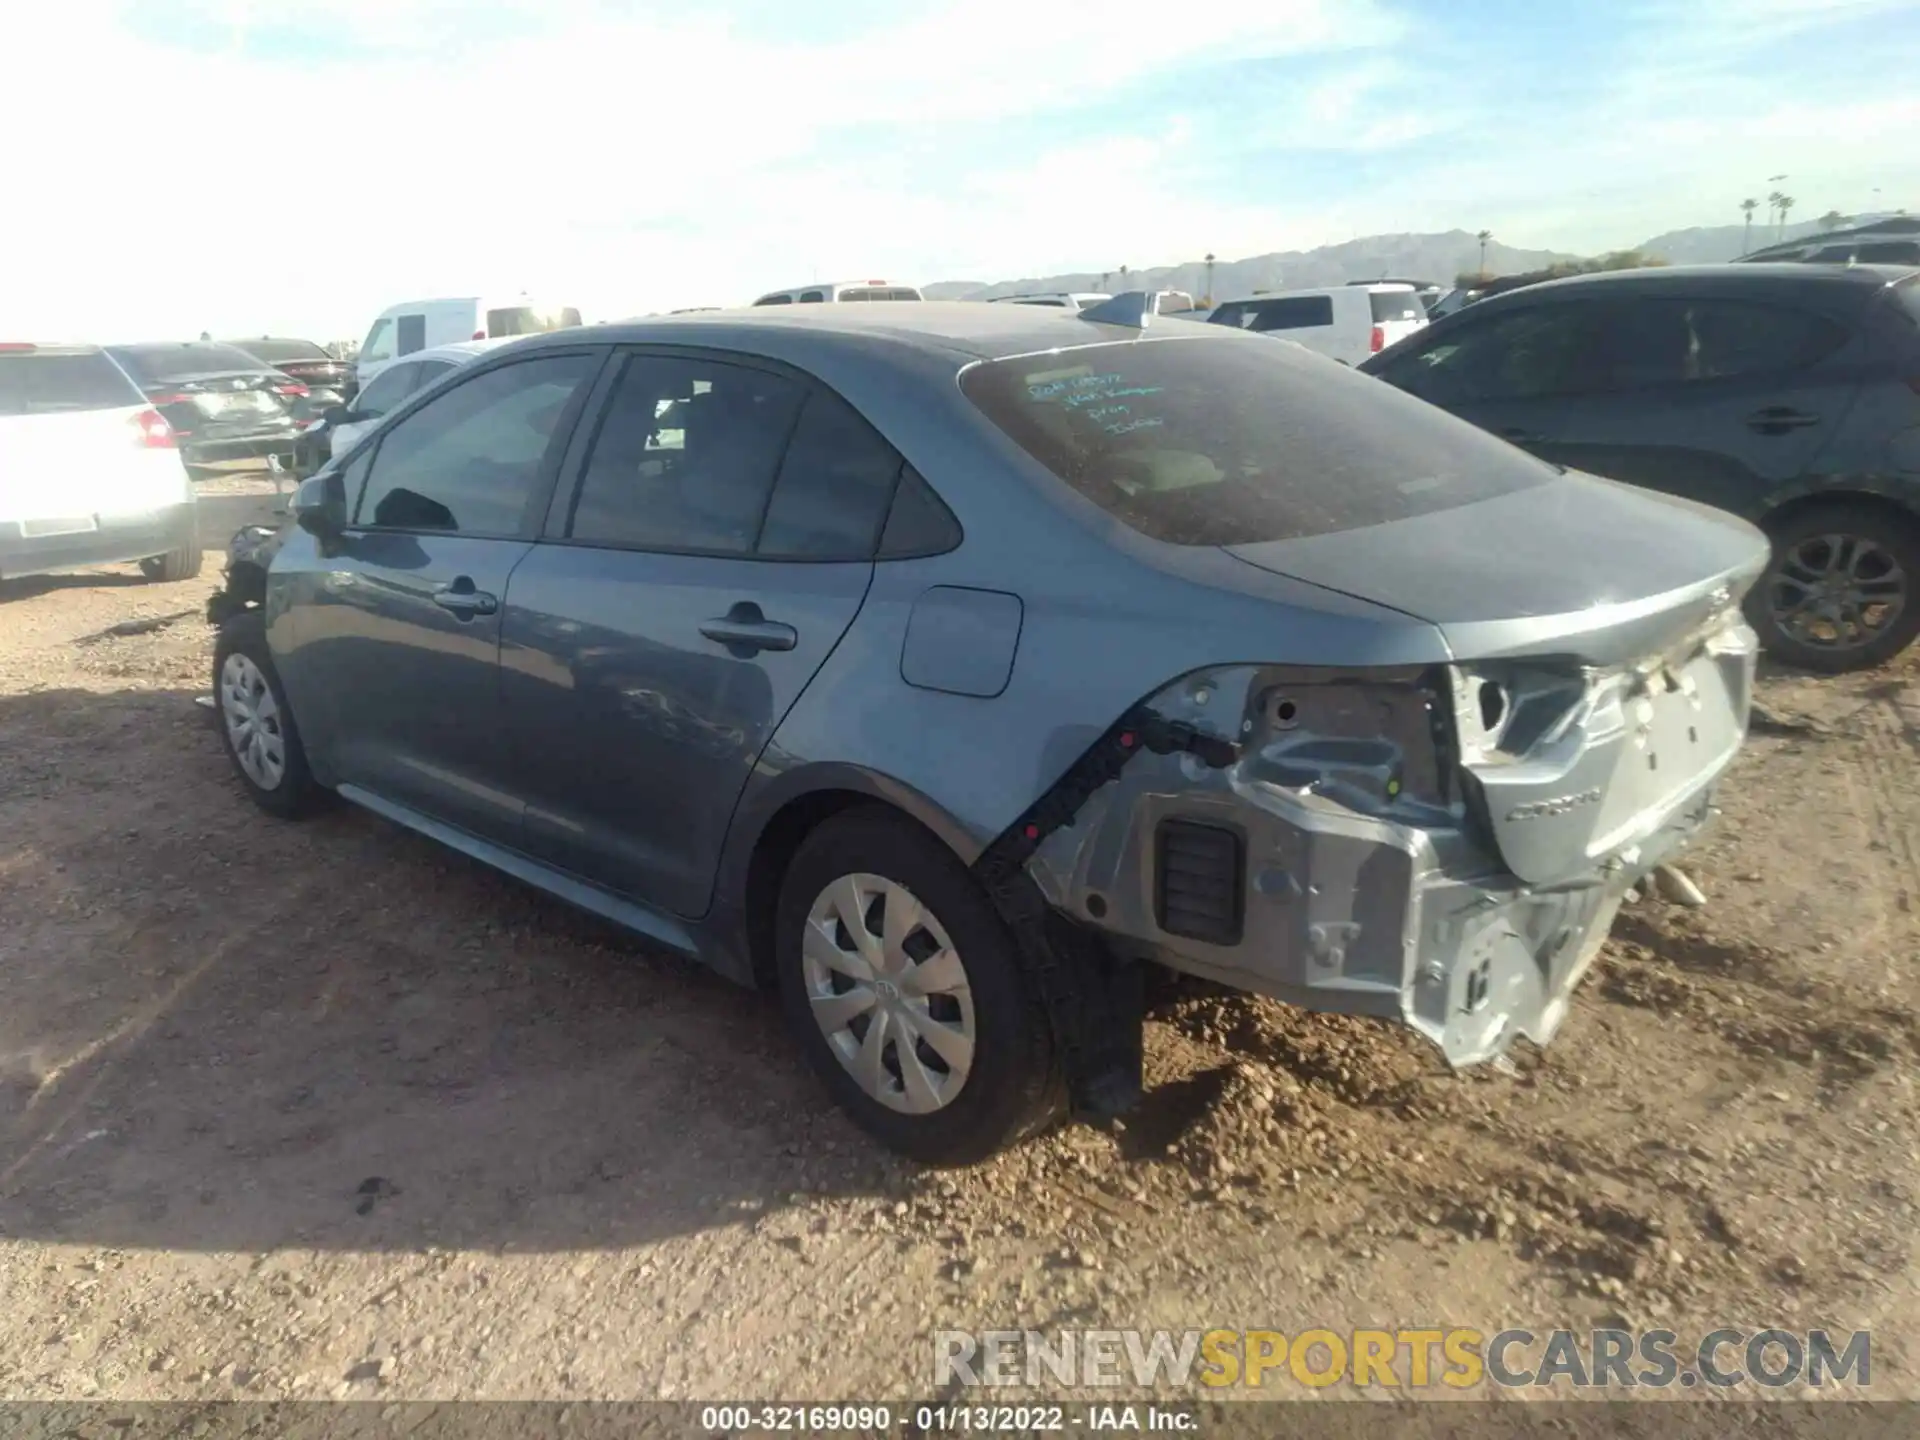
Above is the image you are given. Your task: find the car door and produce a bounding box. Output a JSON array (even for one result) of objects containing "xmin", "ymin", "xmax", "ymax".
[
  {"xmin": 1366, "ymin": 300, "xmax": 1607, "ymax": 461},
  {"xmin": 1545, "ymin": 294, "xmax": 1861, "ymax": 520},
  {"xmin": 277, "ymin": 349, "xmax": 603, "ymax": 843},
  {"xmin": 499, "ymin": 349, "xmax": 902, "ymax": 917}
]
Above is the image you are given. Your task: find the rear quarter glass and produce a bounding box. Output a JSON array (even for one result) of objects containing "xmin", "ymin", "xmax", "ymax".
[
  {"xmin": 0, "ymin": 349, "xmax": 144, "ymax": 415},
  {"xmin": 959, "ymin": 333, "xmax": 1555, "ymax": 546}
]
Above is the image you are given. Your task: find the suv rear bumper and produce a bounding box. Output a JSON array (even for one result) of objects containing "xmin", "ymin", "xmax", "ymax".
[{"xmin": 0, "ymin": 502, "xmax": 197, "ymax": 581}]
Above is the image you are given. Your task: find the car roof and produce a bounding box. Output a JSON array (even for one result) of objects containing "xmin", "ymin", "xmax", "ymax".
[
  {"xmin": 1492, "ymin": 262, "xmax": 1920, "ymax": 300},
  {"xmin": 509, "ymin": 300, "xmax": 1223, "ymax": 365},
  {"xmin": 411, "ymin": 339, "xmax": 509, "ymax": 363}
]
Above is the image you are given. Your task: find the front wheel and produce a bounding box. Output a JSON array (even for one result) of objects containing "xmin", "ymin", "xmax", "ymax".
[
  {"xmin": 212, "ymin": 610, "xmax": 327, "ymax": 818},
  {"xmin": 1749, "ymin": 502, "xmax": 1920, "ymax": 672},
  {"xmin": 775, "ymin": 808, "xmax": 1060, "ymax": 1164},
  {"xmin": 140, "ymin": 539, "xmax": 203, "ymax": 583}
]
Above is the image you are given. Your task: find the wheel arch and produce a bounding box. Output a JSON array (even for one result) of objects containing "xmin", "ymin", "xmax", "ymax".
[
  {"xmin": 717, "ymin": 765, "xmax": 988, "ymax": 991},
  {"xmin": 1756, "ymin": 484, "xmax": 1920, "ymax": 542}
]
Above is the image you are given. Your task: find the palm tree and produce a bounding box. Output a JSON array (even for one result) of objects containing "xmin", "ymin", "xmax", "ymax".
[
  {"xmin": 1203, "ymin": 252, "xmax": 1216, "ymax": 307},
  {"xmin": 1767, "ymin": 189, "xmax": 1785, "ymax": 234},
  {"xmin": 1740, "ymin": 197, "xmax": 1758, "ymax": 255},
  {"xmin": 1476, "ymin": 229, "xmax": 1492, "ymax": 275},
  {"xmin": 1776, "ymin": 194, "xmax": 1795, "ymax": 239},
  {"xmin": 1818, "ymin": 209, "xmax": 1847, "ymax": 232}
]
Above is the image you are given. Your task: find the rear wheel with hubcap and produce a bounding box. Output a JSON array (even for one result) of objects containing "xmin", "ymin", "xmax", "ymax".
[{"xmin": 775, "ymin": 808, "xmax": 1060, "ymax": 1164}]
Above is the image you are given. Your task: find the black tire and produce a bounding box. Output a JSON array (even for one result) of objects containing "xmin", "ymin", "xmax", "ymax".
[
  {"xmin": 185, "ymin": 464, "xmax": 219, "ymax": 481},
  {"xmin": 140, "ymin": 539, "xmax": 203, "ymax": 583},
  {"xmin": 774, "ymin": 807, "xmax": 1061, "ymax": 1165},
  {"xmin": 1748, "ymin": 501, "xmax": 1920, "ymax": 673},
  {"xmin": 211, "ymin": 610, "xmax": 327, "ymax": 818}
]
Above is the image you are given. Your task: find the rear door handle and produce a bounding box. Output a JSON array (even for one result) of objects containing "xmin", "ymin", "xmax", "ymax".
[
  {"xmin": 1746, "ymin": 407, "xmax": 1821, "ymax": 434},
  {"xmin": 432, "ymin": 578, "xmax": 498, "ymax": 619},
  {"xmin": 699, "ymin": 602, "xmax": 797, "ymax": 654}
]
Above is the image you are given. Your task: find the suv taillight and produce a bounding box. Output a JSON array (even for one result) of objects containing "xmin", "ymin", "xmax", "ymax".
[
  {"xmin": 472, "ymin": 329, "xmax": 486, "ymax": 340},
  {"xmin": 273, "ymin": 380, "xmax": 310, "ymax": 397},
  {"xmin": 132, "ymin": 408, "xmax": 176, "ymax": 448},
  {"xmin": 1370, "ymin": 324, "xmax": 1386, "ymax": 353}
]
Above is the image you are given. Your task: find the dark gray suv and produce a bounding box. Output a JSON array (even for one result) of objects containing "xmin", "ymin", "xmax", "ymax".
[{"xmin": 208, "ymin": 302, "xmax": 1767, "ymax": 1161}]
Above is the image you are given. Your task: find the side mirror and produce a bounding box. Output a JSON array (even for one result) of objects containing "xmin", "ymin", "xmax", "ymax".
[
  {"xmin": 321, "ymin": 404, "xmax": 353, "ymax": 427},
  {"xmin": 292, "ymin": 472, "xmax": 347, "ymax": 544}
]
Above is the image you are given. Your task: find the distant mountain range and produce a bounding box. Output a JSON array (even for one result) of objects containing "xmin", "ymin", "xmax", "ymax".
[{"xmin": 924, "ymin": 214, "xmax": 1907, "ymax": 301}]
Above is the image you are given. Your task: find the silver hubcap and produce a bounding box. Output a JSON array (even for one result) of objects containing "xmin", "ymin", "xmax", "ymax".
[
  {"xmin": 801, "ymin": 874, "xmax": 975, "ymax": 1115},
  {"xmin": 220, "ymin": 653, "xmax": 286, "ymax": 790},
  {"xmin": 1766, "ymin": 533, "xmax": 1908, "ymax": 652}
]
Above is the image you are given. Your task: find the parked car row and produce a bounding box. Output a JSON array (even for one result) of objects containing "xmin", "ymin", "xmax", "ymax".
[{"xmin": 202, "ymin": 298, "xmax": 1773, "ymax": 1160}]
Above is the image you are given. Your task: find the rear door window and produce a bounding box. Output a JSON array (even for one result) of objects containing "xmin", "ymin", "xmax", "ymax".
[
  {"xmin": 0, "ymin": 348, "xmax": 143, "ymax": 414},
  {"xmin": 1596, "ymin": 298, "xmax": 1848, "ymax": 388},
  {"xmin": 353, "ymin": 354, "xmax": 596, "ymax": 534},
  {"xmin": 960, "ymin": 334, "xmax": 1553, "ymax": 546},
  {"xmin": 563, "ymin": 354, "xmax": 805, "ymax": 554},
  {"xmin": 1213, "ymin": 296, "xmax": 1334, "ymax": 332},
  {"xmin": 756, "ymin": 389, "xmax": 902, "ymax": 559},
  {"xmin": 351, "ymin": 363, "xmax": 419, "ymax": 419},
  {"xmin": 799, "ymin": 291, "xmax": 827, "ymax": 304}
]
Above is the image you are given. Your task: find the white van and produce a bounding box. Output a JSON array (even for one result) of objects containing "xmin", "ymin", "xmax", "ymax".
[
  {"xmin": 751, "ymin": 281, "xmax": 922, "ymax": 305},
  {"xmin": 1206, "ymin": 283, "xmax": 1427, "ymax": 364},
  {"xmin": 353, "ymin": 297, "xmax": 582, "ymax": 389}
]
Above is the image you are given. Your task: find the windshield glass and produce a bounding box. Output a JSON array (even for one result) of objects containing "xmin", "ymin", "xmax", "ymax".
[
  {"xmin": 0, "ymin": 348, "xmax": 143, "ymax": 415},
  {"xmin": 959, "ymin": 334, "xmax": 1554, "ymax": 546},
  {"xmin": 1369, "ymin": 290, "xmax": 1426, "ymax": 323},
  {"xmin": 109, "ymin": 343, "xmax": 268, "ymax": 381}
]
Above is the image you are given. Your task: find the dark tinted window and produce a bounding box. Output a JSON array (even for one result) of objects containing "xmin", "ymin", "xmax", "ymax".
[
  {"xmin": 878, "ymin": 466, "xmax": 963, "ymax": 557},
  {"xmin": 840, "ymin": 287, "xmax": 919, "ymax": 302},
  {"xmin": 486, "ymin": 306, "xmax": 578, "ymax": 336},
  {"xmin": 754, "ymin": 295, "xmax": 794, "ymax": 306},
  {"xmin": 396, "ymin": 315, "xmax": 426, "ymax": 355},
  {"xmin": 352, "ymin": 363, "xmax": 418, "ymax": 419},
  {"xmin": 0, "ymin": 348, "xmax": 143, "ymax": 414},
  {"xmin": 799, "ymin": 291, "xmax": 827, "ymax": 303},
  {"xmin": 566, "ymin": 355, "xmax": 803, "ymax": 554},
  {"xmin": 232, "ymin": 338, "xmax": 329, "ymax": 363},
  {"xmin": 1855, "ymin": 242, "xmax": 1920, "ymax": 264},
  {"xmin": 1597, "ymin": 298, "xmax": 1848, "ymax": 388},
  {"xmin": 354, "ymin": 355, "xmax": 593, "ymax": 533},
  {"xmin": 1369, "ymin": 290, "xmax": 1425, "ymax": 323},
  {"xmin": 757, "ymin": 390, "xmax": 902, "ymax": 559},
  {"xmin": 961, "ymin": 335, "xmax": 1553, "ymax": 546},
  {"xmin": 1374, "ymin": 304, "xmax": 1604, "ymax": 404},
  {"xmin": 109, "ymin": 342, "xmax": 269, "ymax": 381},
  {"xmin": 1809, "ymin": 246, "xmax": 1857, "ymax": 262},
  {"xmin": 1211, "ymin": 296, "xmax": 1334, "ymax": 332}
]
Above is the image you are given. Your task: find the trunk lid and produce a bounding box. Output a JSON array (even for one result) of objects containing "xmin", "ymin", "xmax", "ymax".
[{"xmin": 1222, "ymin": 471, "xmax": 1770, "ymax": 666}]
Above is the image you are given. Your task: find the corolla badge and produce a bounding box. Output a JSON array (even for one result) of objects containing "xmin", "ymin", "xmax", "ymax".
[{"xmin": 1507, "ymin": 788, "xmax": 1602, "ymax": 822}]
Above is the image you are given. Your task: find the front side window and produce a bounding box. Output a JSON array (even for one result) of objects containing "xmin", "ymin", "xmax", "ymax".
[
  {"xmin": 352, "ymin": 363, "xmax": 418, "ymax": 419},
  {"xmin": 799, "ymin": 291, "xmax": 827, "ymax": 303},
  {"xmin": 961, "ymin": 334, "xmax": 1553, "ymax": 547},
  {"xmin": 1377, "ymin": 304, "xmax": 1605, "ymax": 405},
  {"xmin": 360, "ymin": 318, "xmax": 395, "ymax": 363},
  {"xmin": 1596, "ymin": 298, "xmax": 1848, "ymax": 389},
  {"xmin": 396, "ymin": 315, "xmax": 426, "ymax": 355},
  {"xmin": 565, "ymin": 355, "xmax": 804, "ymax": 553},
  {"xmin": 1212, "ymin": 296, "xmax": 1335, "ymax": 332},
  {"xmin": 353, "ymin": 354, "xmax": 595, "ymax": 533}
]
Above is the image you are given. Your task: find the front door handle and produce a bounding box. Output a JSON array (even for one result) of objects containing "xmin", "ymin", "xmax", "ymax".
[
  {"xmin": 433, "ymin": 577, "xmax": 498, "ymax": 619},
  {"xmin": 699, "ymin": 602, "xmax": 797, "ymax": 654},
  {"xmin": 1746, "ymin": 407, "xmax": 1820, "ymax": 434}
]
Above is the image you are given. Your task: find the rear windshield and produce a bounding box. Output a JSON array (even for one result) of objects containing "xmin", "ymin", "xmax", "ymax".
[
  {"xmin": 486, "ymin": 306, "xmax": 582, "ymax": 336},
  {"xmin": 838, "ymin": 288, "xmax": 920, "ymax": 302},
  {"xmin": 959, "ymin": 334, "xmax": 1554, "ymax": 546},
  {"xmin": 232, "ymin": 338, "xmax": 330, "ymax": 363},
  {"xmin": 110, "ymin": 342, "xmax": 266, "ymax": 381},
  {"xmin": 1210, "ymin": 296, "xmax": 1334, "ymax": 332},
  {"xmin": 0, "ymin": 348, "xmax": 142, "ymax": 415},
  {"xmin": 1369, "ymin": 290, "xmax": 1426, "ymax": 323}
]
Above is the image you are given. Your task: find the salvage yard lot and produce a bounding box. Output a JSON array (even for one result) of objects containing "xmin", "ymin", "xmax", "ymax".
[{"xmin": 2, "ymin": 555, "xmax": 1918, "ymax": 1400}]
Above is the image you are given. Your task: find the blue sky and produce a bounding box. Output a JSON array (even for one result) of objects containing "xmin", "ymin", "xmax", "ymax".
[{"xmin": 3, "ymin": 0, "xmax": 1915, "ymax": 340}]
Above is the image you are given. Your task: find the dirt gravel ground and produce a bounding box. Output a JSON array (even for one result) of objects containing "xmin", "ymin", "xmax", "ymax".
[{"xmin": 1, "ymin": 546, "xmax": 1917, "ymax": 1406}]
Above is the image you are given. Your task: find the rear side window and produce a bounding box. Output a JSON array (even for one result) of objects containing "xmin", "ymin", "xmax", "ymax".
[
  {"xmin": 756, "ymin": 390, "xmax": 902, "ymax": 559},
  {"xmin": 1855, "ymin": 242, "xmax": 1920, "ymax": 264},
  {"xmin": 960, "ymin": 334, "xmax": 1553, "ymax": 546},
  {"xmin": 109, "ymin": 343, "xmax": 266, "ymax": 382},
  {"xmin": 1369, "ymin": 291, "xmax": 1425, "ymax": 324},
  {"xmin": 1211, "ymin": 296, "xmax": 1334, "ymax": 332},
  {"xmin": 1372, "ymin": 304, "xmax": 1605, "ymax": 404},
  {"xmin": 754, "ymin": 294, "xmax": 794, "ymax": 306},
  {"xmin": 0, "ymin": 348, "xmax": 143, "ymax": 415},
  {"xmin": 1597, "ymin": 298, "xmax": 1848, "ymax": 388},
  {"xmin": 566, "ymin": 355, "xmax": 804, "ymax": 554}
]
